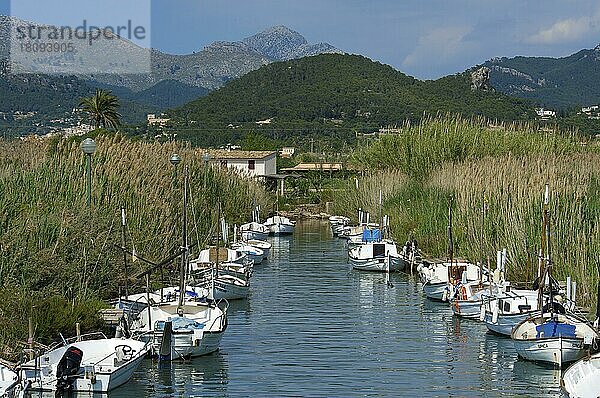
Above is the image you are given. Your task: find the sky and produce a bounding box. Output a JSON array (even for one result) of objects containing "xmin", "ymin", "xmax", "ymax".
[{"xmin": 2, "ymin": 0, "xmax": 600, "ymax": 80}]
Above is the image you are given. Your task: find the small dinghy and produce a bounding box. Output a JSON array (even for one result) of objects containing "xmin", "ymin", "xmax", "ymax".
[
  {"xmin": 240, "ymin": 222, "xmax": 269, "ymax": 241},
  {"xmin": 264, "ymin": 215, "xmax": 295, "ymax": 236},
  {"xmin": 19, "ymin": 334, "xmax": 148, "ymax": 394},
  {"xmin": 0, "ymin": 364, "xmax": 17, "ymax": 398}
]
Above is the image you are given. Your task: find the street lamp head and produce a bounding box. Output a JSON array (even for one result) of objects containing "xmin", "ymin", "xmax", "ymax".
[
  {"xmin": 170, "ymin": 153, "xmax": 182, "ymax": 167},
  {"xmin": 81, "ymin": 138, "xmax": 97, "ymax": 155},
  {"xmin": 203, "ymin": 153, "xmax": 211, "ymax": 163}
]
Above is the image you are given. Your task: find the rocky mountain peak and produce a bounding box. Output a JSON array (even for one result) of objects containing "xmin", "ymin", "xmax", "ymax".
[{"xmin": 242, "ymin": 25, "xmax": 340, "ymax": 61}]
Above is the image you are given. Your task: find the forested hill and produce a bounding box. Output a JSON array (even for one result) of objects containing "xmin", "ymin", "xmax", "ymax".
[
  {"xmin": 171, "ymin": 54, "xmax": 535, "ymax": 131},
  {"xmin": 483, "ymin": 45, "xmax": 600, "ymax": 109}
]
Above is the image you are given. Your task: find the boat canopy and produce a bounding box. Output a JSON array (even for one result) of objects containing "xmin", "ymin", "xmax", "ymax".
[
  {"xmin": 536, "ymin": 321, "xmax": 576, "ymax": 338},
  {"xmin": 362, "ymin": 229, "xmax": 382, "ymax": 243}
]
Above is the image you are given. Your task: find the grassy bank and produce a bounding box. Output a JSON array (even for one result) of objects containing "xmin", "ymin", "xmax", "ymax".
[
  {"xmin": 335, "ymin": 117, "xmax": 600, "ymax": 309},
  {"xmin": 0, "ymin": 134, "xmax": 269, "ymax": 354}
]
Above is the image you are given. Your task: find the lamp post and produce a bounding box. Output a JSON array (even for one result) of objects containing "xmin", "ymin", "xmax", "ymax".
[
  {"xmin": 170, "ymin": 153, "xmax": 182, "ymax": 188},
  {"xmin": 203, "ymin": 152, "xmax": 211, "ymax": 186},
  {"xmin": 81, "ymin": 138, "xmax": 97, "ymax": 207}
]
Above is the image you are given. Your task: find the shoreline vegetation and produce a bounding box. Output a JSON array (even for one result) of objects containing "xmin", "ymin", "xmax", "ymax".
[
  {"xmin": 0, "ymin": 133, "xmax": 269, "ymax": 357},
  {"xmin": 335, "ymin": 116, "xmax": 600, "ymax": 310}
]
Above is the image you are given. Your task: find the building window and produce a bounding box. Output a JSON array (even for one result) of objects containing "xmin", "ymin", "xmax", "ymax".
[{"xmin": 248, "ymin": 160, "xmax": 255, "ymax": 170}]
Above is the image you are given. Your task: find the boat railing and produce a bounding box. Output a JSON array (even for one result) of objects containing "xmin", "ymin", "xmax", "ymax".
[
  {"xmin": 46, "ymin": 332, "xmax": 108, "ymax": 351},
  {"xmin": 207, "ymin": 299, "xmax": 229, "ymax": 331}
]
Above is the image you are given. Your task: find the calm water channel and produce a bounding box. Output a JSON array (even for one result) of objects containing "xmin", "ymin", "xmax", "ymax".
[{"xmin": 107, "ymin": 220, "xmax": 562, "ymax": 397}]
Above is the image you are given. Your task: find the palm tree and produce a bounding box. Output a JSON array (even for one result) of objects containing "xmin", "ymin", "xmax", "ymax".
[{"xmin": 79, "ymin": 89, "xmax": 122, "ymax": 130}]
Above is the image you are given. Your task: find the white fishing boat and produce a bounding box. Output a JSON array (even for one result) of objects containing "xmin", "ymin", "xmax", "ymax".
[
  {"xmin": 245, "ymin": 239, "xmax": 271, "ymax": 261},
  {"xmin": 0, "ymin": 364, "xmax": 17, "ymax": 398},
  {"xmin": 450, "ymin": 280, "xmax": 498, "ymax": 319},
  {"xmin": 349, "ymin": 240, "xmax": 401, "ymax": 272},
  {"xmin": 511, "ymin": 313, "xmax": 597, "ymax": 367},
  {"xmin": 264, "ymin": 215, "xmax": 295, "ymax": 236},
  {"xmin": 194, "ymin": 247, "xmax": 250, "ymax": 266},
  {"xmin": 329, "ymin": 215, "xmax": 350, "ymax": 236},
  {"xmin": 510, "ymin": 185, "xmax": 598, "ymax": 367},
  {"xmin": 419, "ymin": 202, "xmax": 480, "ymax": 301},
  {"xmin": 240, "ymin": 222, "xmax": 269, "ymax": 241},
  {"xmin": 131, "ymin": 299, "xmax": 228, "ymax": 359},
  {"xmin": 450, "ymin": 249, "xmax": 507, "ymax": 319},
  {"xmin": 562, "ymin": 352, "xmax": 600, "ymax": 397},
  {"xmin": 19, "ymin": 334, "xmax": 148, "ymax": 394},
  {"xmin": 482, "ymin": 289, "xmax": 541, "ymax": 336},
  {"xmin": 418, "ymin": 260, "xmax": 480, "ymax": 301},
  {"xmin": 231, "ymin": 242, "xmax": 264, "ymax": 265},
  {"xmin": 115, "ymin": 166, "xmax": 229, "ymax": 361},
  {"xmin": 190, "ymin": 267, "xmax": 250, "ymax": 300}
]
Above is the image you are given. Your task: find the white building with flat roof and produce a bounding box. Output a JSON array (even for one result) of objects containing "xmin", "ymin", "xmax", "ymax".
[{"xmin": 205, "ymin": 150, "xmax": 277, "ymax": 178}]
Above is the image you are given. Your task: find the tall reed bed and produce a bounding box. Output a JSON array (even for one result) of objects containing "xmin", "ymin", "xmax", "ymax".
[
  {"xmin": 353, "ymin": 115, "xmax": 590, "ymax": 179},
  {"xmin": 431, "ymin": 154, "xmax": 600, "ymax": 306},
  {"xmin": 339, "ymin": 117, "xmax": 600, "ymax": 308},
  {"xmin": 0, "ymin": 135, "xmax": 269, "ymax": 350}
]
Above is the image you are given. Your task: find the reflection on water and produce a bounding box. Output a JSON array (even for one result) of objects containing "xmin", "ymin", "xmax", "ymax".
[{"xmin": 61, "ymin": 220, "xmax": 565, "ymax": 397}]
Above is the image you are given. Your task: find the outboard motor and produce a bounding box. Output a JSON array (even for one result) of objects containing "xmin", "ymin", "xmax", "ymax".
[{"xmin": 55, "ymin": 346, "xmax": 83, "ymax": 397}]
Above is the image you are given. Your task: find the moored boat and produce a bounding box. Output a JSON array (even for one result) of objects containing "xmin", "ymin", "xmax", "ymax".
[
  {"xmin": 511, "ymin": 313, "xmax": 597, "ymax": 367},
  {"xmin": 419, "ymin": 260, "xmax": 480, "ymax": 301},
  {"xmin": 562, "ymin": 352, "xmax": 600, "ymax": 397},
  {"xmin": 264, "ymin": 215, "xmax": 295, "ymax": 236},
  {"xmin": 245, "ymin": 239, "xmax": 271, "ymax": 261},
  {"xmin": 0, "ymin": 364, "xmax": 17, "ymax": 398},
  {"xmin": 240, "ymin": 222, "xmax": 269, "ymax": 241},
  {"xmin": 348, "ymin": 239, "xmax": 401, "ymax": 272},
  {"xmin": 19, "ymin": 334, "xmax": 148, "ymax": 394},
  {"xmin": 231, "ymin": 242, "xmax": 264, "ymax": 264}
]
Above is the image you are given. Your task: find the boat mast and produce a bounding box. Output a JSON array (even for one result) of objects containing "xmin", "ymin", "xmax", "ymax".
[
  {"xmin": 479, "ymin": 194, "xmax": 485, "ymax": 286},
  {"xmin": 378, "ymin": 189, "xmax": 383, "ymax": 238},
  {"xmin": 121, "ymin": 206, "xmax": 128, "ymax": 298},
  {"xmin": 538, "ymin": 184, "xmax": 549, "ymax": 312},
  {"xmin": 216, "ymin": 202, "xmax": 221, "ymax": 276},
  {"xmin": 178, "ymin": 166, "xmax": 189, "ymax": 312},
  {"xmin": 447, "ymin": 198, "xmax": 454, "ymax": 283},
  {"xmin": 544, "ymin": 184, "xmax": 553, "ymax": 318}
]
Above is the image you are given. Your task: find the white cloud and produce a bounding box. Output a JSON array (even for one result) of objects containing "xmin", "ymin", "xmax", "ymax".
[
  {"xmin": 402, "ymin": 26, "xmax": 472, "ymax": 69},
  {"xmin": 527, "ymin": 14, "xmax": 600, "ymax": 44}
]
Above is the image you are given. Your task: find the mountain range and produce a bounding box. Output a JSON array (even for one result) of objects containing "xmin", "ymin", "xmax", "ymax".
[
  {"xmin": 483, "ymin": 45, "xmax": 600, "ymax": 109},
  {"xmin": 1, "ymin": 14, "xmax": 599, "ymax": 139},
  {"xmin": 0, "ymin": 18, "xmax": 342, "ymax": 133}
]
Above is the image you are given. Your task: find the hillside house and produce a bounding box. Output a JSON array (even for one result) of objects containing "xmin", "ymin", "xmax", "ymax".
[
  {"xmin": 535, "ymin": 108, "xmax": 556, "ymax": 120},
  {"xmin": 147, "ymin": 114, "xmax": 171, "ymax": 127}
]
